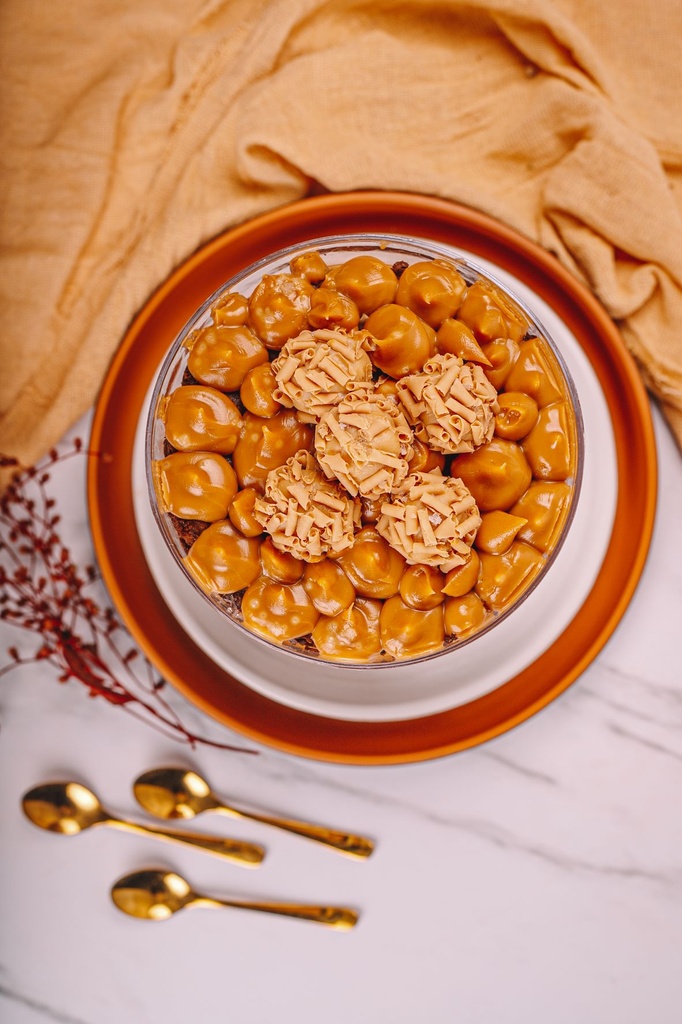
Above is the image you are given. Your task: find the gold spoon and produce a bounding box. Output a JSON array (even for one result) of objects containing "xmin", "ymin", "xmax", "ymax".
[
  {"xmin": 21, "ymin": 782, "xmax": 264, "ymax": 867},
  {"xmin": 111, "ymin": 868, "xmax": 359, "ymax": 930},
  {"xmin": 133, "ymin": 767, "xmax": 375, "ymax": 860}
]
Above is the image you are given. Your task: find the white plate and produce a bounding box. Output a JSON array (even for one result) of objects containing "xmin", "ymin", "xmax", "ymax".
[{"xmin": 132, "ymin": 248, "xmax": 617, "ymax": 722}]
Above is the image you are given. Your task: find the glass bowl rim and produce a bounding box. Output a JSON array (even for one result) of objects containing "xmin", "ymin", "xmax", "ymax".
[{"xmin": 144, "ymin": 231, "xmax": 585, "ymax": 670}]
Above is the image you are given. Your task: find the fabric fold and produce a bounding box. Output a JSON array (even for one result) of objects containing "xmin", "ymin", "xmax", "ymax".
[{"xmin": 1, "ymin": 0, "xmax": 680, "ymax": 468}]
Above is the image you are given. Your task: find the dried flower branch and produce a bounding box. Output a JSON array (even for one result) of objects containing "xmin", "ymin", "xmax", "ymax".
[{"xmin": 0, "ymin": 443, "xmax": 256, "ymax": 754}]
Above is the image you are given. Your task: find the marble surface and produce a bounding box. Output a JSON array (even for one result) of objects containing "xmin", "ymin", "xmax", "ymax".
[{"xmin": 1, "ymin": 402, "xmax": 680, "ymax": 1024}]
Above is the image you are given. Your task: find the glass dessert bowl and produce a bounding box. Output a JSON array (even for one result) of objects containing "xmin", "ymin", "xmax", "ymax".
[{"xmin": 146, "ymin": 234, "xmax": 583, "ymax": 669}]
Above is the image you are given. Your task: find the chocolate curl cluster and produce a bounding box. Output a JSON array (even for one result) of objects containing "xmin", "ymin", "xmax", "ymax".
[
  {"xmin": 315, "ymin": 387, "xmax": 414, "ymax": 499},
  {"xmin": 271, "ymin": 328, "xmax": 373, "ymax": 422},
  {"xmin": 253, "ymin": 451, "xmax": 361, "ymax": 560},
  {"xmin": 376, "ymin": 470, "xmax": 481, "ymax": 571},
  {"xmin": 396, "ymin": 354, "xmax": 499, "ymax": 454}
]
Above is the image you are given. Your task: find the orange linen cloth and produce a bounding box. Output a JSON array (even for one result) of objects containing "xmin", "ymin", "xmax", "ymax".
[{"xmin": 1, "ymin": 0, "xmax": 681, "ymax": 468}]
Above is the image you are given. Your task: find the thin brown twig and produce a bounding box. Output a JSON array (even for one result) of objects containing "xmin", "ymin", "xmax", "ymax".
[{"xmin": 0, "ymin": 443, "xmax": 256, "ymax": 754}]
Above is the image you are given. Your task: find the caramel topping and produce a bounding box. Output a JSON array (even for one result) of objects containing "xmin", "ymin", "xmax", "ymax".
[
  {"xmin": 494, "ymin": 391, "xmax": 539, "ymax": 440},
  {"xmin": 184, "ymin": 520, "xmax": 261, "ymax": 595},
  {"xmin": 504, "ymin": 337, "xmax": 564, "ymax": 407},
  {"xmin": 240, "ymin": 363, "xmax": 281, "ymax": 418},
  {"xmin": 457, "ymin": 280, "xmax": 527, "ymax": 343},
  {"xmin": 248, "ymin": 273, "xmax": 314, "ymax": 350},
  {"xmin": 241, "ymin": 577, "xmax": 320, "ymax": 641},
  {"xmin": 364, "ymin": 304, "xmax": 436, "ymax": 378},
  {"xmin": 253, "ymin": 450, "xmax": 361, "ymax": 561},
  {"xmin": 436, "ymin": 318, "xmax": 492, "ymax": 366},
  {"xmin": 407, "ymin": 437, "xmax": 446, "ymax": 474},
  {"xmin": 379, "ymin": 596, "xmax": 445, "ymax": 659},
  {"xmin": 374, "ymin": 377, "xmax": 401, "ymax": 403},
  {"xmin": 271, "ymin": 328, "xmax": 373, "ymax": 421},
  {"xmin": 303, "ymin": 559, "xmax": 356, "ymax": 617},
  {"xmin": 260, "ymin": 536, "xmax": 304, "ymax": 584},
  {"xmin": 307, "ymin": 288, "xmax": 360, "ymax": 331},
  {"xmin": 442, "ymin": 549, "xmax": 480, "ymax": 597},
  {"xmin": 444, "ymin": 592, "xmax": 488, "ymax": 638},
  {"xmin": 454, "ymin": 438, "xmax": 532, "ymax": 512},
  {"xmin": 457, "ymin": 282, "xmax": 508, "ymax": 341},
  {"xmin": 153, "ymin": 452, "xmax": 238, "ymax": 522},
  {"xmin": 480, "ymin": 337, "xmax": 520, "ymax": 390},
  {"xmin": 484, "ymin": 281, "xmax": 529, "ymax": 343},
  {"xmin": 360, "ymin": 494, "xmax": 385, "ymax": 524},
  {"xmin": 228, "ymin": 487, "xmax": 263, "ymax": 538},
  {"xmin": 211, "ymin": 291, "xmax": 249, "ymax": 327},
  {"xmin": 522, "ymin": 403, "xmax": 573, "ymax": 480},
  {"xmin": 159, "ymin": 385, "xmax": 243, "ymax": 454},
  {"xmin": 328, "ymin": 255, "xmax": 398, "ymax": 314},
  {"xmin": 474, "ymin": 511, "xmax": 528, "ymax": 555},
  {"xmin": 395, "ymin": 259, "xmax": 467, "ymax": 328},
  {"xmin": 397, "ymin": 353, "xmax": 500, "ymax": 455},
  {"xmin": 290, "ymin": 250, "xmax": 328, "ymax": 284},
  {"xmin": 315, "ymin": 387, "xmax": 414, "ymax": 498},
  {"xmin": 377, "ymin": 470, "xmax": 481, "ymax": 572},
  {"xmin": 336, "ymin": 527, "xmax": 406, "ymax": 599},
  {"xmin": 312, "ymin": 598, "xmax": 383, "ymax": 662},
  {"xmin": 511, "ymin": 481, "xmax": 572, "ymax": 553},
  {"xmin": 399, "ymin": 563, "xmax": 445, "ymax": 610},
  {"xmin": 232, "ymin": 409, "xmax": 314, "ymax": 493},
  {"xmin": 475, "ymin": 541, "xmax": 544, "ymax": 611},
  {"xmin": 185, "ymin": 324, "xmax": 268, "ymax": 392}
]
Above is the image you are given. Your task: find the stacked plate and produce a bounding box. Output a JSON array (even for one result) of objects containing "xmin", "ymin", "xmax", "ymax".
[{"xmin": 87, "ymin": 192, "xmax": 656, "ymax": 764}]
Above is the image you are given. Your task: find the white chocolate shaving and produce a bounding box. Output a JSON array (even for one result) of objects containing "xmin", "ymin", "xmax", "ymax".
[
  {"xmin": 253, "ymin": 451, "xmax": 361, "ymax": 560},
  {"xmin": 315, "ymin": 387, "xmax": 415, "ymax": 499},
  {"xmin": 376, "ymin": 470, "xmax": 482, "ymax": 571},
  {"xmin": 271, "ymin": 328, "xmax": 373, "ymax": 421},
  {"xmin": 396, "ymin": 353, "xmax": 500, "ymax": 454}
]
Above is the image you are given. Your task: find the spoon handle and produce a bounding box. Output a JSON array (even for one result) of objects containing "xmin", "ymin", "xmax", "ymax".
[
  {"xmin": 192, "ymin": 895, "xmax": 358, "ymax": 929},
  {"xmin": 217, "ymin": 806, "xmax": 374, "ymax": 859},
  {"xmin": 105, "ymin": 818, "xmax": 265, "ymax": 866}
]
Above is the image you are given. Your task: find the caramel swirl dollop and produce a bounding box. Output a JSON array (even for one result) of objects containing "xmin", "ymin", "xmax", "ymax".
[
  {"xmin": 158, "ymin": 385, "xmax": 243, "ymax": 454},
  {"xmin": 152, "ymin": 452, "xmax": 237, "ymax": 522},
  {"xmin": 397, "ymin": 353, "xmax": 499, "ymax": 454},
  {"xmin": 315, "ymin": 387, "xmax": 414, "ymax": 498},
  {"xmin": 241, "ymin": 577, "xmax": 320, "ymax": 641},
  {"xmin": 185, "ymin": 324, "xmax": 268, "ymax": 391},
  {"xmin": 184, "ymin": 520, "xmax": 261, "ymax": 594},
  {"xmin": 376, "ymin": 470, "xmax": 481, "ymax": 571},
  {"xmin": 247, "ymin": 273, "xmax": 314, "ymax": 350},
  {"xmin": 312, "ymin": 597, "xmax": 383, "ymax": 662},
  {"xmin": 379, "ymin": 596, "xmax": 445, "ymax": 659},
  {"xmin": 327, "ymin": 255, "xmax": 398, "ymax": 314},
  {"xmin": 307, "ymin": 288, "xmax": 360, "ymax": 331},
  {"xmin": 394, "ymin": 259, "xmax": 467, "ymax": 328},
  {"xmin": 363, "ymin": 304, "xmax": 436, "ymax": 378},
  {"xmin": 253, "ymin": 451, "xmax": 361, "ymax": 561},
  {"xmin": 271, "ymin": 328, "xmax": 373, "ymax": 422},
  {"xmin": 232, "ymin": 409, "xmax": 314, "ymax": 493}
]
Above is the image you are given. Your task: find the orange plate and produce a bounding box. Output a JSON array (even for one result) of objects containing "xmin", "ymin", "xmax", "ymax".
[{"xmin": 87, "ymin": 192, "xmax": 657, "ymax": 764}]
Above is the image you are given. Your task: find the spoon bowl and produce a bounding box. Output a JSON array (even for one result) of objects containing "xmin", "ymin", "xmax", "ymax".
[
  {"xmin": 133, "ymin": 767, "xmax": 375, "ymax": 859},
  {"xmin": 112, "ymin": 869, "xmax": 193, "ymax": 922},
  {"xmin": 111, "ymin": 868, "xmax": 359, "ymax": 929},
  {"xmin": 22, "ymin": 782, "xmax": 107, "ymax": 835},
  {"xmin": 133, "ymin": 769, "xmax": 218, "ymax": 821}
]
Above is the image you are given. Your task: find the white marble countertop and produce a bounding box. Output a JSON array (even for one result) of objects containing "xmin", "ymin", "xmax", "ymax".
[{"xmin": 1, "ymin": 401, "xmax": 681, "ymax": 1024}]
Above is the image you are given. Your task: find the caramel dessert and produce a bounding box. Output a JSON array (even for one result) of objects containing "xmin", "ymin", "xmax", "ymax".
[{"xmin": 152, "ymin": 248, "xmax": 579, "ymax": 663}]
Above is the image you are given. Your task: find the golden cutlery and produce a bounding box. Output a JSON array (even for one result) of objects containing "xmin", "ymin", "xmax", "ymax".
[
  {"xmin": 133, "ymin": 766, "xmax": 374, "ymax": 860},
  {"xmin": 111, "ymin": 868, "xmax": 358, "ymax": 929},
  {"xmin": 22, "ymin": 781, "xmax": 264, "ymax": 867}
]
